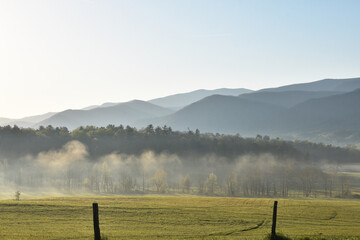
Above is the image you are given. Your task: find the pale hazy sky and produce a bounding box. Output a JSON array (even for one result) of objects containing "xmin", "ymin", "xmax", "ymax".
[{"xmin": 1, "ymin": 0, "xmax": 360, "ymax": 118}]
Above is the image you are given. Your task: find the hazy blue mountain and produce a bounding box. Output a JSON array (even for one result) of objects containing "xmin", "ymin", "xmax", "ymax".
[
  {"xmin": 0, "ymin": 112, "xmax": 56, "ymax": 127},
  {"xmin": 82, "ymin": 89, "xmax": 253, "ymax": 111},
  {"xmin": 81, "ymin": 102, "xmax": 120, "ymax": 110},
  {"xmin": 99, "ymin": 102, "xmax": 121, "ymax": 108},
  {"xmin": 19, "ymin": 112, "xmax": 56, "ymax": 123},
  {"xmin": 143, "ymin": 86, "xmax": 360, "ymax": 145},
  {"xmin": 3, "ymin": 77, "xmax": 360, "ymax": 145},
  {"xmin": 260, "ymin": 77, "xmax": 360, "ymax": 93},
  {"xmin": 148, "ymin": 88, "xmax": 253, "ymax": 109},
  {"xmin": 4, "ymin": 121, "xmax": 34, "ymax": 128},
  {"xmin": 36, "ymin": 100, "xmax": 174, "ymax": 130},
  {"xmin": 155, "ymin": 95, "xmax": 284, "ymax": 135},
  {"xmin": 238, "ymin": 90, "xmax": 343, "ymax": 108},
  {"xmin": 0, "ymin": 118, "xmax": 13, "ymax": 125},
  {"xmin": 276, "ymin": 88, "xmax": 360, "ymax": 132},
  {"xmin": 81, "ymin": 105, "xmax": 99, "ymax": 110}
]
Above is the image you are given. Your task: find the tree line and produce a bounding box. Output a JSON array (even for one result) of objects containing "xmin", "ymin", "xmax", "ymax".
[
  {"xmin": 0, "ymin": 124, "xmax": 359, "ymax": 199},
  {"xmin": 1, "ymin": 124, "xmax": 359, "ymax": 162}
]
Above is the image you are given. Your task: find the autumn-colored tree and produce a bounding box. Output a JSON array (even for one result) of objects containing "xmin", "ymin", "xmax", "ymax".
[
  {"xmin": 152, "ymin": 169, "xmax": 168, "ymax": 193},
  {"xmin": 205, "ymin": 173, "xmax": 218, "ymax": 195}
]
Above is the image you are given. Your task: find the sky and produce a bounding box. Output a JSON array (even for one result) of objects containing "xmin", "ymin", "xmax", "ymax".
[{"xmin": 1, "ymin": 0, "xmax": 360, "ymax": 118}]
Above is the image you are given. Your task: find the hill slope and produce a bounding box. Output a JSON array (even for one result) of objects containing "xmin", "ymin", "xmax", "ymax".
[
  {"xmin": 160, "ymin": 95, "xmax": 284, "ymax": 134},
  {"xmin": 277, "ymin": 88, "xmax": 360, "ymax": 132},
  {"xmin": 239, "ymin": 90, "xmax": 342, "ymax": 108},
  {"xmin": 0, "ymin": 118, "xmax": 13, "ymax": 125},
  {"xmin": 149, "ymin": 87, "xmax": 360, "ymax": 144},
  {"xmin": 260, "ymin": 77, "xmax": 360, "ymax": 92},
  {"xmin": 149, "ymin": 88, "xmax": 253, "ymax": 109},
  {"xmin": 36, "ymin": 100, "xmax": 174, "ymax": 130},
  {"xmin": 0, "ymin": 112, "xmax": 57, "ymax": 127}
]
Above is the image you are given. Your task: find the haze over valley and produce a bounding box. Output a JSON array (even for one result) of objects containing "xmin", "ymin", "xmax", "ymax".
[
  {"xmin": 2, "ymin": 77, "xmax": 360, "ymax": 145},
  {"xmin": 2, "ymin": 77, "xmax": 360, "ymax": 201},
  {"xmin": 2, "ymin": 1, "xmax": 360, "ymax": 239}
]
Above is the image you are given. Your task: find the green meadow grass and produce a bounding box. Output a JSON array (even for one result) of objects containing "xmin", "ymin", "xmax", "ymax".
[{"xmin": 0, "ymin": 196, "xmax": 360, "ymax": 240}]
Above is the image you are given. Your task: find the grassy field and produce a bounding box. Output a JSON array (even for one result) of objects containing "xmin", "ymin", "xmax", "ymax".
[{"xmin": 0, "ymin": 196, "xmax": 360, "ymax": 240}]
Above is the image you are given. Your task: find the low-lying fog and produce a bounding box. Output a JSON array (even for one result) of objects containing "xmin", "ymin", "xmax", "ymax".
[{"xmin": 0, "ymin": 141, "xmax": 358, "ymax": 200}]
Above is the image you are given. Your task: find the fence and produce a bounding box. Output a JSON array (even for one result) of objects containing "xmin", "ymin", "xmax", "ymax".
[{"xmin": 92, "ymin": 200, "xmax": 279, "ymax": 240}]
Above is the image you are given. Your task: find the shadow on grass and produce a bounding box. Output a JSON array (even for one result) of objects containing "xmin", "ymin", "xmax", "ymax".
[
  {"xmin": 264, "ymin": 233, "xmax": 292, "ymax": 240},
  {"xmin": 101, "ymin": 233, "xmax": 109, "ymax": 240}
]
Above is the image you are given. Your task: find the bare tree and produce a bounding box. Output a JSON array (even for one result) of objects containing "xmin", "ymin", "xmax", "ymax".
[
  {"xmin": 322, "ymin": 172, "xmax": 331, "ymax": 197},
  {"xmin": 225, "ymin": 172, "xmax": 238, "ymax": 196},
  {"xmin": 341, "ymin": 175, "xmax": 351, "ymax": 198},
  {"xmin": 179, "ymin": 174, "xmax": 191, "ymax": 193},
  {"xmin": 121, "ymin": 173, "xmax": 135, "ymax": 193},
  {"xmin": 326, "ymin": 165, "xmax": 339, "ymax": 197},
  {"xmin": 88, "ymin": 163, "xmax": 101, "ymax": 192},
  {"xmin": 101, "ymin": 162, "xmax": 113, "ymax": 193},
  {"xmin": 14, "ymin": 191, "xmax": 21, "ymax": 201},
  {"xmin": 197, "ymin": 174, "xmax": 205, "ymax": 194},
  {"xmin": 206, "ymin": 173, "xmax": 218, "ymax": 195},
  {"xmin": 152, "ymin": 170, "xmax": 168, "ymax": 193},
  {"xmin": 298, "ymin": 166, "xmax": 321, "ymax": 197}
]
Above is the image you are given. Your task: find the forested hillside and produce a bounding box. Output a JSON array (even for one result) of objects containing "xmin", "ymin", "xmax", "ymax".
[{"xmin": 1, "ymin": 124, "xmax": 359, "ymax": 162}]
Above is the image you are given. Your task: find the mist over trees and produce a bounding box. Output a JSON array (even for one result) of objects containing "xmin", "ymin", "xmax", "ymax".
[{"xmin": 0, "ymin": 124, "xmax": 359, "ymax": 199}]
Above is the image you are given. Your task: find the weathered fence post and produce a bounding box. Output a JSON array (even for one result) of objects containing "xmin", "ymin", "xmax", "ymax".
[
  {"xmin": 271, "ymin": 201, "xmax": 278, "ymax": 240},
  {"xmin": 93, "ymin": 203, "xmax": 101, "ymax": 240}
]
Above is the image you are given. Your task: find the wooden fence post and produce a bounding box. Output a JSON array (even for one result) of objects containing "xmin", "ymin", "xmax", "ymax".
[
  {"xmin": 271, "ymin": 201, "xmax": 278, "ymax": 240},
  {"xmin": 93, "ymin": 203, "xmax": 101, "ymax": 240}
]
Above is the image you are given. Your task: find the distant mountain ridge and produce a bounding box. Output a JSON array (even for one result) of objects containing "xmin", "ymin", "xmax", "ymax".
[
  {"xmin": 260, "ymin": 77, "xmax": 360, "ymax": 92},
  {"xmin": 36, "ymin": 100, "xmax": 174, "ymax": 130},
  {"xmin": 148, "ymin": 88, "xmax": 253, "ymax": 110},
  {"xmin": 238, "ymin": 90, "xmax": 343, "ymax": 108},
  {"xmin": 151, "ymin": 83, "xmax": 360, "ymax": 145},
  {"xmin": 158, "ymin": 94, "xmax": 284, "ymax": 135},
  {"xmin": 275, "ymin": 88, "xmax": 360, "ymax": 132},
  {"xmin": 0, "ymin": 117, "xmax": 13, "ymax": 125},
  {"xmin": 0, "ymin": 112, "xmax": 56, "ymax": 128},
  {"xmin": 31, "ymin": 88, "xmax": 255, "ymax": 130},
  {"xmin": 2, "ymin": 77, "xmax": 360, "ymax": 145}
]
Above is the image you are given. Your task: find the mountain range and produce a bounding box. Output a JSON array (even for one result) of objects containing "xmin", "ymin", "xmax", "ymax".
[
  {"xmin": 148, "ymin": 88, "xmax": 252, "ymax": 110},
  {"xmin": 34, "ymin": 100, "xmax": 173, "ymax": 130},
  {"xmin": 0, "ymin": 112, "xmax": 56, "ymax": 128},
  {"xmin": 2, "ymin": 77, "xmax": 360, "ymax": 145}
]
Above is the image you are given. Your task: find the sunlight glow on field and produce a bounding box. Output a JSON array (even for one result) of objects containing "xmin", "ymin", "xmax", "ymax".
[{"xmin": 0, "ymin": 196, "xmax": 359, "ymax": 239}]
